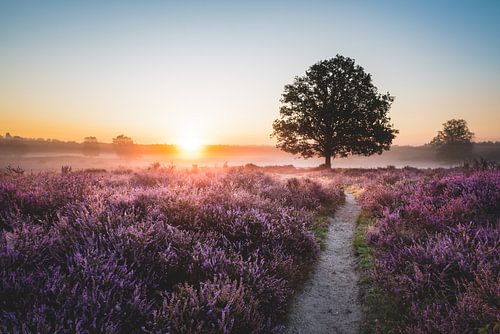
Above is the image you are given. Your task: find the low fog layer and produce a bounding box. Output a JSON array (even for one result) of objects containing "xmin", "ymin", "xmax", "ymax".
[{"xmin": 1, "ymin": 137, "xmax": 499, "ymax": 171}]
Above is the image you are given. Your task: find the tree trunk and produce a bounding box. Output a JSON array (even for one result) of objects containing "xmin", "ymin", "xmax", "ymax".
[{"xmin": 325, "ymin": 155, "xmax": 332, "ymax": 169}]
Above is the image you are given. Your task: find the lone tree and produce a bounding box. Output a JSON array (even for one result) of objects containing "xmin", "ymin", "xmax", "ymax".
[
  {"xmin": 430, "ymin": 119, "xmax": 474, "ymax": 160},
  {"xmin": 272, "ymin": 55, "xmax": 398, "ymax": 168}
]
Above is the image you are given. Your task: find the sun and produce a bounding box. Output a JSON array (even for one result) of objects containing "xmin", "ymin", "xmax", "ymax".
[
  {"xmin": 174, "ymin": 119, "xmax": 206, "ymax": 156},
  {"xmin": 177, "ymin": 135, "xmax": 203, "ymax": 154}
]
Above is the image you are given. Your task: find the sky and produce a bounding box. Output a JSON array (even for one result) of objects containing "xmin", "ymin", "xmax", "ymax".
[{"xmin": 1, "ymin": 0, "xmax": 499, "ymax": 145}]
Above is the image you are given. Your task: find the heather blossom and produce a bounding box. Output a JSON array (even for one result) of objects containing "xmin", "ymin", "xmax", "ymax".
[
  {"xmin": 0, "ymin": 168, "xmax": 343, "ymax": 333},
  {"xmin": 358, "ymin": 169, "xmax": 500, "ymax": 333}
]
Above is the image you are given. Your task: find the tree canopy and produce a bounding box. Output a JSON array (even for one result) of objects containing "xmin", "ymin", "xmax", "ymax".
[
  {"xmin": 113, "ymin": 135, "xmax": 133, "ymax": 146},
  {"xmin": 430, "ymin": 119, "xmax": 474, "ymax": 160},
  {"xmin": 112, "ymin": 135, "xmax": 135, "ymax": 158},
  {"xmin": 272, "ymin": 55, "xmax": 398, "ymax": 168},
  {"xmin": 83, "ymin": 136, "xmax": 98, "ymax": 144}
]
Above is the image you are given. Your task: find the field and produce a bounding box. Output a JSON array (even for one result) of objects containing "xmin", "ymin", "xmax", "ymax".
[
  {"xmin": 0, "ymin": 165, "xmax": 498, "ymax": 333},
  {"xmin": 0, "ymin": 166, "xmax": 343, "ymax": 333},
  {"xmin": 353, "ymin": 167, "xmax": 500, "ymax": 333}
]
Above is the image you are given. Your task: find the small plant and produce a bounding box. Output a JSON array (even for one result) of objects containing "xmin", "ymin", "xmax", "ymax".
[
  {"xmin": 148, "ymin": 161, "xmax": 161, "ymax": 171},
  {"xmin": 463, "ymin": 157, "xmax": 499, "ymax": 171},
  {"xmin": 5, "ymin": 165, "xmax": 25, "ymax": 175},
  {"xmin": 61, "ymin": 165, "xmax": 72, "ymax": 174}
]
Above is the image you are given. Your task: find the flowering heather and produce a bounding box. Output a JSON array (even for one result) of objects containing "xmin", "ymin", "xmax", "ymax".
[
  {"xmin": 359, "ymin": 169, "xmax": 500, "ymax": 333},
  {"xmin": 0, "ymin": 168, "xmax": 343, "ymax": 333}
]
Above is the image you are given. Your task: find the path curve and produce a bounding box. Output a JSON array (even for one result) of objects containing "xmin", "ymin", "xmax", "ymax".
[{"xmin": 286, "ymin": 192, "xmax": 362, "ymax": 334}]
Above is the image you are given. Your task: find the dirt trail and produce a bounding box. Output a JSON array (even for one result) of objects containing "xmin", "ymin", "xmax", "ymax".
[{"xmin": 286, "ymin": 192, "xmax": 362, "ymax": 334}]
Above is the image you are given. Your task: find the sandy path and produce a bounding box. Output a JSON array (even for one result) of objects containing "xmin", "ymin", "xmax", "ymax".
[{"xmin": 286, "ymin": 192, "xmax": 362, "ymax": 334}]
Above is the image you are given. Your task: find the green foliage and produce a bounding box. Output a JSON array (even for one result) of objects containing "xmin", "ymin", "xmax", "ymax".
[
  {"xmin": 310, "ymin": 208, "xmax": 331, "ymax": 250},
  {"xmin": 354, "ymin": 214, "xmax": 402, "ymax": 333},
  {"xmin": 272, "ymin": 55, "xmax": 398, "ymax": 168},
  {"xmin": 353, "ymin": 214, "xmax": 373, "ymax": 270},
  {"xmin": 361, "ymin": 287, "xmax": 402, "ymax": 334}
]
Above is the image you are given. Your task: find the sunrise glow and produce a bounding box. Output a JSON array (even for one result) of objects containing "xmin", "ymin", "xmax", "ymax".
[
  {"xmin": 1, "ymin": 2, "xmax": 499, "ymax": 146},
  {"xmin": 177, "ymin": 135, "xmax": 204, "ymax": 155}
]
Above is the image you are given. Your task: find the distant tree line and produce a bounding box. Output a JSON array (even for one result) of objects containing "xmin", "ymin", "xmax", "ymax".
[
  {"xmin": 1, "ymin": 128, "xmax": 499, "ymax": 163},
  {"xmin": 0, "ymin": 133, "xmax": 173, "ymax": 157}
]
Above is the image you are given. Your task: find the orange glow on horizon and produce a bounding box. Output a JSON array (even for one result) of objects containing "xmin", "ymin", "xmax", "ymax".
[
  {"xmin": 175, "ymin": 124, "xmax": 205, "ymax": 156},
  {"xmin": 177, "ymin": 137, "xmax": 203, "ymax": 153}
]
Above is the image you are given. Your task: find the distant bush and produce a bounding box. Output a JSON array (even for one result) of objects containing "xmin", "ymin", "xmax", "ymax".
[
  {"xmin": 462, "ymin": 157, "xmax": 500, "ymax": 172},
  {"xmin": 112, "ymin": 167, "xmax": 133, "ymax": 175},
  {"xmin": 3, "ymin": 165, "xmax": 25, "ymax": 176},
  {"xmin": 61, "ymin": 165, "xmax": 72, "ymax": 174},
  {"xmin": 148, "ymin": 161, "xmax": 161, "ymax": 171},
  {"xmin": 83, "ymin": 168, "xmax": 107, "ymax": 173}
]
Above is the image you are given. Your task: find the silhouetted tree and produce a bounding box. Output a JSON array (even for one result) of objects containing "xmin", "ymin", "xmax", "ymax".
[
  {"xmin": 430, "ymin": 119, "xmax": 474, "ymax": 161},
  {"xmin": 83, "ymin": 136, "xmax": 98, "ymax": 144},
  {"xmin": 113, "ymin": 135, "xmax": 133, "ymax": 146},
  {"xmin": 113, "ymin": 134, "xmax": 135, "ymax": 158},
  {"xmin": 272, "ymin": 55, "xmax": 398, "ymax": 168},
  {"xmin": 82, "ymin": 136, "xmax": 100, "ymax": 156}
]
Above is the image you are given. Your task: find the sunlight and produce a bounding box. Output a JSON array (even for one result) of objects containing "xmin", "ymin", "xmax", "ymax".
[
  {"xmin": 177, "ymin": 135, "xmax": 203, "ymax": 155},
  {"xmin": 174, "ymin": 117, "xmax": 206, "ymax": 157}
]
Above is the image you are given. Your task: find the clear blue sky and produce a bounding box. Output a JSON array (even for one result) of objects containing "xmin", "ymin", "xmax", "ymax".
[{"xmin": 1, "ymin": 0, "xmax": 499, "ymax": 145}]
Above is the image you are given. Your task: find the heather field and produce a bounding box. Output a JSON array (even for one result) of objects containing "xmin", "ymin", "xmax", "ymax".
[
  {"xmin": 352, "ymin": 167, "xmax": 500, "ymax": 333},
  {"xmin": 0, "ymin": 167, "xmax": 343, "ymax": 333},
  {"xmin": 0, "ymin": 166, "xmax": 499, "ymax": 333}
]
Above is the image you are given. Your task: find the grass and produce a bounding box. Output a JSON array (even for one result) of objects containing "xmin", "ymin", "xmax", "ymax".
[
  {"xmin": 354, "ymin": 213, "xmax": 403, "ymax": 334},
  {"xmin": 353, "ymin": 214, "xmax": 374, "ymax": 270},
  {"xmin": 310, "ymin": 207, "xmax": 331, "ymax": 250}
]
